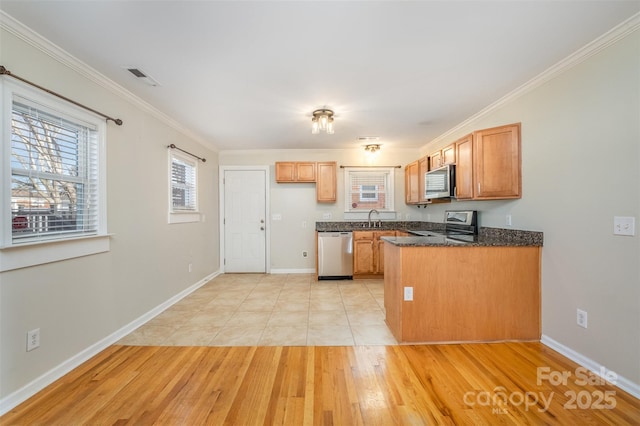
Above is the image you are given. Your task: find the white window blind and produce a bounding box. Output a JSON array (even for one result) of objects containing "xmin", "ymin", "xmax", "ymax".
[
  {"xmin": 10, "ymin": 96, "xmax": 100, "ymax": 244},
  {"xmin": 344, "ymin": 168, "xmax": 394, "ymax": 212},
  {"xmin": 171, "ymin": 153, "xmax": 197, "ymax": 211}
]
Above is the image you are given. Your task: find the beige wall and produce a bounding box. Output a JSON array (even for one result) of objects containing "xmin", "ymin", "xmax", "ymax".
[
  {"xmin": 420, "ymin": 31, "xmax": 640, "ymax": 384},
  {"xmin": 0, "ymin": 29, "xmax": 220, "ymax": 399}
]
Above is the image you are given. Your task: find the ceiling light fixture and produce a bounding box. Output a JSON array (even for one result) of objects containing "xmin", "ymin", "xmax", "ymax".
[
  {"xmin": 311, "ymin": 109, "xmax": 334, "ymax": 134},
  {"xmin": 364, "ymin": 144, "xmax": 381, "ymax": 153}
]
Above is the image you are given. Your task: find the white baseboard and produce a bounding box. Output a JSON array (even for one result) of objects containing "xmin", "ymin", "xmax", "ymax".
[
  {"xmin": 541, "ymin": 334, "xmax": 640, "ymax": 399},
  {"xmin": 0, "ymin": 270, "xmax": 220, "ymax": 416},
  {"xmin": 270, "ymin": 268, "xmax": 315, "ymax": 274}
]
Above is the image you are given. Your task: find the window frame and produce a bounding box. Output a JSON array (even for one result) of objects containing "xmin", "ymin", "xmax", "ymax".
[
  {"xmin": 0, "ymin": 79, "xmax": 109, "ymax": 271},
  {"xmin": 168, "ymin": 149, "xmax": 200, "ymax": 224}
]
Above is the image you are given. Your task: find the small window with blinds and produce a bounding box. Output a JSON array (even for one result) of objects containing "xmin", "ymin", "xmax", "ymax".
[
  {"xmin": 344, "ymin": 168, "xmax": 395, "ymax": 212},
  {"xmin": 170, "ymin": 153, "xmax": 197, "ymax": 212},
  {"xmin": 9, "ymin": 96, "xmax": 102, "ymax": 244}
]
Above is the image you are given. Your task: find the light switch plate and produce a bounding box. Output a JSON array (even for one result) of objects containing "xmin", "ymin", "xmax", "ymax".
[
  {"xmin": 322, "ymin": 212, "xmax": 332, "ymax": 220},
  {"xmin": 272, "ymin": 213, "xmax": 282, "ymax": 221},
  {"xmin": 403, "ymin": 287, "xmax": 413, "ymax": 301},
  {"xmin": 614, "ymin": 216, "xmax": 635, "ymax": 236}
]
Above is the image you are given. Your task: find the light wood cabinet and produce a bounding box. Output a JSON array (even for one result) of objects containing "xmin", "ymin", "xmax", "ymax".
[
  {"xmin": 418, "ymin": 157, "xmax": 429, "ymax": 203},
  {"xmin": 275, "ymin": 162, "xmax": 316, "ymax": 183},
  {"xmin": 384, "ymin": 243, "xmax": 541, "ymax": 343},
  {"xmin": 454, "ymin": 133, "xmax": 474, "ymax": 199},
  {"xmin": 429, "ymin": 143, "xmax": 456, "ymax": 170},
  {"xmin": 353, "ymin": 231, "xmax": 375, "ymax": 275},
  {"xmin": 404, "ymin": 161, "xmax": 420, "ymax": 204},
  {"xmin": 473, "ymin": 123, "xmax": 521, "ymax": 199},
  {"xmin": 316, "ymin": 162, "xmax": 336, "ymax": 203},
  {"xmin": 353, "ymin": 230, "xmax": 395, "ymax": 277}
]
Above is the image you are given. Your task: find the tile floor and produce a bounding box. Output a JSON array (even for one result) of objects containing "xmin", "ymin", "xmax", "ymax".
[{"xmin": 118, "ymin": 273, "xmax": 397, "ymax": 346}]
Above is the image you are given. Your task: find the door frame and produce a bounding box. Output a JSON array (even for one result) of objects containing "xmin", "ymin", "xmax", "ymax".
[{"xmin": 219, "ymin": 165, "xmax": 271, "ymax": 274}]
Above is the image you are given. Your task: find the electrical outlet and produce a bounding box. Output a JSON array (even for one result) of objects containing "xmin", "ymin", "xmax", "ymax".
[
  {"xmin": 322, "ymin": 212, "xmax": 332, "ymax": 220},
  {"xmin": 613, "ymin": 216, "xmax": 635, "ymax": 236},
  {"xmin": 403, "ymin": 287, "xmax": 413, "ymax": 301},
  {"xmin": 577, "ymin": 309, "xmax": 588, "ymax": 328},
  {"xmin": 188, "ymin": 263, "xmax": 193, "ymax": 273},
  {"xmin": 506, "ymin": 214, "xmax": 512, "ymax": 226},
  {"xmin": 27, "ymin": 328, "xmax": 40, "ymax": 351},
  {"xmin": 302, "ymin": 250, "xmax": 308, "ymax": 258},
  {"xmin": 302, "ymin": 221, "xmax": 307, "ymax": 228}
]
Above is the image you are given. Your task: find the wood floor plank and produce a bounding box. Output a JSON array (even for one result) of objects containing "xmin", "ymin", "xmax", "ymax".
[{"xmin": 2, "ymin": 343, "xmax": 639, "ymax": 425}]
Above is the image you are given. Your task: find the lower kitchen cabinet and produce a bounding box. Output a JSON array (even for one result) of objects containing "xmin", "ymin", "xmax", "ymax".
[
  {"xmin": 384, "ymin": 243, "xmax": 541, "ymax": 343},
  {"xmin": 353, "ymin": 230, "xmax": 396, "ymax": 277}
]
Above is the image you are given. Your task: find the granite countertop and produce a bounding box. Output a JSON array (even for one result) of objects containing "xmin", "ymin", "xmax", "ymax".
[{"xmin": 315, "ymin": 221, "xmax": 543, "ymax": 247}]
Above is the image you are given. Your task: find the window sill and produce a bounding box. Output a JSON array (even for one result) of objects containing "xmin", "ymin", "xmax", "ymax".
[
  {"xmin": 0, "ymin": 234, "xmax": 111, "ymax": 272},
  {"xmin": 169, "ymin": 211, "xmax": 201, "ymax": 224}
]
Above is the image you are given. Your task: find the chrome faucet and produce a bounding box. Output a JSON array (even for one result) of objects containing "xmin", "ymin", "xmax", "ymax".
[{"xmin": 368, "ymin": 209, "xmax": 380, "ymax": 228}]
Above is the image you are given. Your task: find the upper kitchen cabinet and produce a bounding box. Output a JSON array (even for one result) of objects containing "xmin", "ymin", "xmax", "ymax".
[
  {"xmin": 275, "ymin": 162, "xmax": 316, "ymax": 183},
  {"xmin": 473, "ymin": 123, "xmax": 521, "ymax": 199},
  {"xmin": 404, "ymin": 160, "xmax": 420, "ymax": 204},
  {"xmin": 316, "ymin": 162, "xmax": 337, "ymax": 203},
  {"xmin": 418, "ymin": 157, "xmax": 429, "ymax": 203},
  {"xmin": 454, "ymin": 134, "xmax": 474, "ymax": 199},
  {"xmin": 429, "ymin": 143, "xmax": 456, "ymax": 170}
]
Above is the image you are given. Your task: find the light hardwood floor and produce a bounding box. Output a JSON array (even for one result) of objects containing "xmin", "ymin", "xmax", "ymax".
[{"xmin": 3, "ymin": 343, "xmax": 639, "ymax": 425}]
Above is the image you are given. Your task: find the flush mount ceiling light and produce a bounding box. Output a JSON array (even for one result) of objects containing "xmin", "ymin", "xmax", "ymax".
[
  {"xmin": 311, "ymin": 109, "xmax": 334, "ymax": 134},
  {"xmin": 364, "ymin": 144, "xmax": 381, "ymax": 153}
]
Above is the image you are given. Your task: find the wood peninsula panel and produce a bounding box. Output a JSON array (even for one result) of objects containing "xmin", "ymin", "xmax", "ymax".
[{"xmin": 384, "ymin": 243, "xmax": 541, "ymax": 343}]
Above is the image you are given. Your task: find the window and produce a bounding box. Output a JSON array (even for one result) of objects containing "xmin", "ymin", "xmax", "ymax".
[
  {"xmin": 1, "ymin": 80, "xmax": 108, "ymax": 271},
  {"xmin": 169, "ymin": 151, "xmax": 199, "ymax": 223},
  {"xmin": 359, "ymin": 185, "xmax": 379, "ymax": 202},
  {"xmin": 344, "ymin": 167, "xmax": 395, "ymax": 213},
  {"xmin": 9, "ymin": 97, "xmax": 100, "ymax": 244}
]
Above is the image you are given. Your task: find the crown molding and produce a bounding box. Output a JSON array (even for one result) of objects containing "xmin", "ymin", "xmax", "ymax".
[
  {"xmin": 426, "ymin": 12, "xmax": 640, "ymax": 148},
  {"xmin": 0, "ymin": 11, "xmax": 217, "ymax": 152}
]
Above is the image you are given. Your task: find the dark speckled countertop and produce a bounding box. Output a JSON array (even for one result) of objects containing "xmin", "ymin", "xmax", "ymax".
[{"xmin": 315, "ymin": 221, "xmax": 543, "ymax": 247}]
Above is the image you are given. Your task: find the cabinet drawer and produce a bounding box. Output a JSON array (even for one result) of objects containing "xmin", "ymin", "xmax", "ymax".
[{"xmin": 354, "ymin": 231, "xmax": 374, "ymax": 240}]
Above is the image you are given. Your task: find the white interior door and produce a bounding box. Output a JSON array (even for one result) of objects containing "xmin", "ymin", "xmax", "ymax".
[{"xmin": 223, "ymin": 169, "xmax": 267, "ymax": 273}]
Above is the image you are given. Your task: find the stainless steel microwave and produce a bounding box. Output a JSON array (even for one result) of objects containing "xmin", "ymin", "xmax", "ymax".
[{"xmin": 425, "ymin": 164, "xmax": 455, "ymax": 199}]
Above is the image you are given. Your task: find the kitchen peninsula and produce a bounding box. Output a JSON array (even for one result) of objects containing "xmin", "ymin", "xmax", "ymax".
[
  {"xmin": 382, "ymin": 229, "xmax": 542, "ymax": 343},
  {"xmin": 315, "ymin": 221, "xmax": 542, "ymax": 343}
]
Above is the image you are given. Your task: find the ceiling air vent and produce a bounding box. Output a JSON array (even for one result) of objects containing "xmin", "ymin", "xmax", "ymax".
[
  {"xmin": 357, "ymin": 136, "xmax": 380, "ymax": 142},
  {"xmin": 125, "ymin": 67, "xmax": 160, "ymax": 87}
]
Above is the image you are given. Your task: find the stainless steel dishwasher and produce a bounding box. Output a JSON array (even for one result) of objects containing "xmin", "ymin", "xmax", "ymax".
[{"xmin": 317, "ymin": 232, "xmax": 353, "ymax": 280}]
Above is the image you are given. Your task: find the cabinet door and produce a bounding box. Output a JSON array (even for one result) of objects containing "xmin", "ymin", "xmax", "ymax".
[
  {"xmin": 418, "ymin": 157, "xmax": 429, "ymax": 202},
  {"xmin": 474, "ymin": 123, "xmax": 521, "ymax": 199},
  {"xmin": 353, "ymin": 239, "xmax": 374, "ymax": 274},
  {"xmin": 296, "ymin": 162, "xmax": 316, "ymax": 182},
  {"xmin": 404, "ymin": 161, "xmax": 419, "ymax": 204},
  {"xmin": 442, "ymin": 143, "xmax": 456, "ymax": 165},
  {"xmin": 275, "ymin": 162, "xmax": 296, "ymax": 182},
  {"xmin": 454, "ymin": 134, "xmax": 474, "ymax": 199},
  {"xmin": 316, "ymin": 162, "xmax": 336, "ymax": 202},
  {"xmin": 429, "ymin": 151, "xmax": 442, "ymax": 170}
]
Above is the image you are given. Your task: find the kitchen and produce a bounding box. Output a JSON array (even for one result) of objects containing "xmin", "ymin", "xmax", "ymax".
[{"xmin": 0, "ymin": 1, "xmax": 639, "ymax": 421}]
